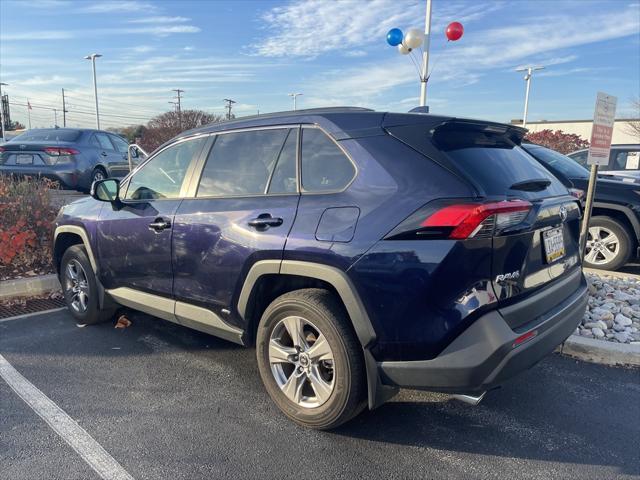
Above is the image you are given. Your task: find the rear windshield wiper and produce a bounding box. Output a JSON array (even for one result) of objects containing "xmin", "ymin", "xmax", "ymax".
[{"xmin": 509, "ymin": 178, "xmax": 551, "ymax": 192}]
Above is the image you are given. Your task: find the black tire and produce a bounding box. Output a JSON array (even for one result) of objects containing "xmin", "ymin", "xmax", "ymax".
[
  {"xmin": 584, "ymin": 216, "xmax": 633, "ymax": 271},
  {"xmin": 60, "ymin": 245, "xmax": 114, "ymax": 324},
  {"xmin": 256, "ymin": 288, "xmax": 366, "ymax": 430},
  {"xmin": 91, "ymin": 166, "xmax": 107, "ymax": 185}
]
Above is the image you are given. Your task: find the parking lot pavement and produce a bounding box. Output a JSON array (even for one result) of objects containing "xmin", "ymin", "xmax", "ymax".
[{"xmin": 1, "ymin": 310, "xmax": 638, "ymax": 480}]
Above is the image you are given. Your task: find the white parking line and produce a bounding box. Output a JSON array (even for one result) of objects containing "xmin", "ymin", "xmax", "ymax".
[{"xmin": 0, "ymin": 354, "xmax": 134, "ymax": 480}]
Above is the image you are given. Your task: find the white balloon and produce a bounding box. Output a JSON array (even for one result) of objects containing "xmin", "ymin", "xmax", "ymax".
[
  {"xmin": 397, "ymin": 43, "xmax": 411, "ymax": 55},
  {"xmin": 404, "ymin": 28, "xmax": 424, "ymax": 49}
]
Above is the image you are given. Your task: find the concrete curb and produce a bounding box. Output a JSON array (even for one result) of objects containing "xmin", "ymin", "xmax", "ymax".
[
  {"xmin": 0, "ymin": 274, "xmax": 60, "ymax": 300},
  {"xmin": 561, "ymin": 335, "xmax": 640, "ymax": 367}
]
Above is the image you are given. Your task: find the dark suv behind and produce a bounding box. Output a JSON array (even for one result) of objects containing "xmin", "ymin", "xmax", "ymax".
[
  {"xmin": 0, "ymin": 128, "xmax": 134, "ymax": 191},
  {"xmin": 53, "ymin": 108, "xmax": 587, "ymax": 429}
]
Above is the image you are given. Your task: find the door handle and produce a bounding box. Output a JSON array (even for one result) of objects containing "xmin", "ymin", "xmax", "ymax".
[
  {"xmin": 148, "ymin": 218, "xmax": 171, "ymax": 232},
  {"xmin": 100, "ymin": 151, "xmax": 108, "ymax": 157},
  {"xmin": 248, "ymin": 214, "xmax": 283, "ymax": 230}
]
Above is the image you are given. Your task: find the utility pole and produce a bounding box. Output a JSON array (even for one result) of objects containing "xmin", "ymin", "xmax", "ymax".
[
  {"xmin": 515, "ymin": 65, "xmax": 544, "ymax": 128},
  {"xmin": 419, "ymin": 0, "xmax": 433, "ymax": 107},
  {"xmin": 61, "ymin": 88, "xmax": 68, "ymax": 127},
  {"xmin": 0, "ymin": 82, "xmax": 7, "ymax": 141},
  {"xmin": 288, "ymin": 93, "xmax": 303, "ymax": 111},
  {"xmin": 224, "ymin": 98, "xmax": 236, "ymax": 120},
  {"xmin": 27, "ymin": 98, "xmax": 32, "ymax": 129},
  {"xmin": 172, "ymin": 89, "xmax": 184, "ymax": 130},
  {"xmin": 84, "ymin": 53, "xmax": 102, "ymax": 129}
]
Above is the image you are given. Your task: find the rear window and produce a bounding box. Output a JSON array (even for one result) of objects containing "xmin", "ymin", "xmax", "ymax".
[
  {"xmin": 388, "ymin": 122, "xmax": 567, "ymax": 198},
  {"xmin": 524, "ymin": 145, "xmax": 590, "ymax": 179},
  {"xmin": 10, "ymin": 129, "xmax": 81, "ymax": 142}
]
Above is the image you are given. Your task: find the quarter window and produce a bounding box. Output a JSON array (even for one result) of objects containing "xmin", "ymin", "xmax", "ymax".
[
  {"xmin": 301, "ymin": 128, "xmax": 355, "ymax": 192},
  {"xmin": 124, "ymin": 137, "xmax": 205, "ymax": 200},
  {"xmin": 197, "ymin": 129, "xmax": 290, "ymax": 197}
]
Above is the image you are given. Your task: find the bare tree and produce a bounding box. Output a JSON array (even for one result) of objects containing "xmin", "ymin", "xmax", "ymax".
[
  {"xmin": 140, "ymin": 110, "xmax": 224, "ymax": 152},
  {"xmin": 623, "ymin": 96, "xmax": 640, "ymax": 139}
]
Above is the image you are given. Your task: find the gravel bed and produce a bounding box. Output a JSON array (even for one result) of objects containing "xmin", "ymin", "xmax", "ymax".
[{"xmin": 580, "ymin": 272, "xmax": 640, "ymax": 344}]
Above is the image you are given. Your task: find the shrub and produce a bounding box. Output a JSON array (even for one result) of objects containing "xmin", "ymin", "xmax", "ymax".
[{"xmin": 0, "ymin": 176, "xmax": 58, "ymax": 278}]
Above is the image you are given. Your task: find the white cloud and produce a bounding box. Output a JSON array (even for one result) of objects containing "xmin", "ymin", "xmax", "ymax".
[
  {"xmin": 251, "ymin": 0, "xmax": 504, "ymax": 58},
  {"xmin": 301, "ymin": 5, "xmax": 640, "ymax": 106},
  {"xmin": 20, "ymin": 75, "xmax": 77, "ymax": 86},
  {"xmin": 1, "ymin": 25, "xmax": 201, "ymax": 41},
  {"xmin": 130, "ymin": 45, "xmax": 155, "ymax": 54},
  {"xmin": 2, "ymin": 31, "xmax": 74, "ymax": 40},
  {"xmin": 79, "ymin": 1, "xmax": 157, "ymax": 13},
  {"xmin": 129, "ymin": 16, "xmax": 190, "ymax": 24}
]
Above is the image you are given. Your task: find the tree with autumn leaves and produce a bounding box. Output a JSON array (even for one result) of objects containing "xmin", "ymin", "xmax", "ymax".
[{"xmin": 525, "ymin": 129, "xmax": 589, "ymax": 154}]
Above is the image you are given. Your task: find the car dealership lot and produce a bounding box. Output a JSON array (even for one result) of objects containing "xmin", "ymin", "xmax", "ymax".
[{"xmin": 1, "ymin": 309, "xmax": 638, "ymax": 480}]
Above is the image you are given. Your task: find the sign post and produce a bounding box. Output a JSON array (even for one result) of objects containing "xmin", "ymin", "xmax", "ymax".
[{"xmin": 579, "ymin": 92, "xmax": 617, "ymax": 257}]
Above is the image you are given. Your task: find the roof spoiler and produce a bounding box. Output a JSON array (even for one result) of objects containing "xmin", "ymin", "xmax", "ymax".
[{"xmin": 433, "ymin": 119, "xmax": 527, "ymax": 145}]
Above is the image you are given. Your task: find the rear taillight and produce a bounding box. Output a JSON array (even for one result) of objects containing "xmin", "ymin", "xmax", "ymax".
[
  {"xmin": 386, "ymin": 200, "xmax": 532, "ymax": 240},
  {"xmin": 568, "ymin": 188, "xmax": 584, "ymax": 201},
  {"xmin": 43, "ymin": 147, "xmax": 79, "ymax": 156},
  {"xmin": 0, "ymin": 146, "xmax": 5, "ymax": 152}
]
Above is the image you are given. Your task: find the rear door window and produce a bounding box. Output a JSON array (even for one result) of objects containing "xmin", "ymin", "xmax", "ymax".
[
  {"xmin": 612, "ymin": 150, "xmax": 640, "ymax": 170},
  {"xmin": 197, "ymin": 129, "xmax": 290, "ymax": 197},
  {"xmin": 300, "ymin": 128, "xmax": 355, "ymax": 192},
  {"xmin": 94, "ymin": 133, "xmax": 114, "ymax": 151}
]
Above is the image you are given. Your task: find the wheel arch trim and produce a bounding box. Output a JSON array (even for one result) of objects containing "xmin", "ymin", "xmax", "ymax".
[
  {"xmin": 592, "ymin": 201, "xmax": 640, "ymax": 240},
  {"xmin": 54, "ymin": 225, "xmax": 98, "ymax": 273}
]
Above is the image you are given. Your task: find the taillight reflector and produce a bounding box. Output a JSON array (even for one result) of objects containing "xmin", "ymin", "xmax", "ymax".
[
  {"xmin": 44, "ymin": 147, "xmax": 79, "ymax": 156},
  {"xmin": 512, "ymin": 330, "xmax": 538, "ymax": 348},
  {"xmin": 422, "ymin": 200, "xmax": 532, "ymax": 239}
]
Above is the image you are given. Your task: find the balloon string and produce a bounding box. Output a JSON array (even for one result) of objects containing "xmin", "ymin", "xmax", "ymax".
[{"xmin": 408, "ymin": 50, "xmax": 423, "ymax": 80}]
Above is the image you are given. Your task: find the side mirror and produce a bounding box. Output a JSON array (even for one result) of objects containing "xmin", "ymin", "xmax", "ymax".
[{"xmin": 91, "ymin": 178, "xmax": 120, "ymax": 203}]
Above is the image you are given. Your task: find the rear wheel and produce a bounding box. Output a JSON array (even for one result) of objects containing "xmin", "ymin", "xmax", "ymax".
[
  {"xmin": 60, "ymin": 245, "xmax": 114, "ymax": 324},
  {"xmin": 584, "ymin": 216, "xmax": 632, "ymax": 271},
  {"xmin": 91, "ymin": 167, "xmax": 107, "ymax": 185},
  {"xmin": 256, "ymin": 288, "xmax": 366, "ymax": 429}
]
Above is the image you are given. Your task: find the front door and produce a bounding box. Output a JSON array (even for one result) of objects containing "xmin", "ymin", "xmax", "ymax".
[
  {"xmin": 172, "ymin": 127, "xmax": 300, "ymax": 326},
  {"xmin": 96, "ymin": 136, "xmax": 207, "ymax": 296}
]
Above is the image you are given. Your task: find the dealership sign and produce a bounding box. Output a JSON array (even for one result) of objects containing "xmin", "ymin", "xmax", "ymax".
[{"xmin": 587, "ymin": 92, "xmax": 617, "ymax": 166}]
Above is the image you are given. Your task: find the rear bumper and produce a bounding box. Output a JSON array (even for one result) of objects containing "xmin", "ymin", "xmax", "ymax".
[
  {"xmin": 0, "ymin": 166, "xmax": 81, "ymax": 188},
  {"xmin": 377, "ymin": 272, "xmax": 587, "ymax": 393}
]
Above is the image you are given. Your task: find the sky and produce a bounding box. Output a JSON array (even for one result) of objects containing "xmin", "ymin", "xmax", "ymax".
[{"xmin": 0, "ymin": 0, "xmax": 639, "ymax": 130}]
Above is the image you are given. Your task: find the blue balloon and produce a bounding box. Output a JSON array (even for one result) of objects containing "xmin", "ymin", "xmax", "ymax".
[{"xmin": 386, "ymin": 28, "xmax": 404, "ymax": 47}]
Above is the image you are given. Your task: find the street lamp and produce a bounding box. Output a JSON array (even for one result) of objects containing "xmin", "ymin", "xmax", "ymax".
[
  {"xmin": 288, "ymin": 93, "xmax": 303, "ymax": 111},
  {"xmin": 515, "ymin": 65, "xmax": 544, "ymax": 128},
  {"xmin": 84, "ymin": 53, "xmax": 102, "ymax": 129},
  {"xmin": 0, "ymin": 82, "xmax": 7, "ymax": 142}
]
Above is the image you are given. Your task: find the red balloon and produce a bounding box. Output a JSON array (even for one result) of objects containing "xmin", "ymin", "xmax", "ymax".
[{"xmin": 445, "ymin": 22, "xmax": 464, "ymax": 41}]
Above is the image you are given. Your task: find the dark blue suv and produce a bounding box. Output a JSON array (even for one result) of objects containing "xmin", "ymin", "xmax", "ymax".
[{"xmin": 53, "ymin": 108, "xmax": 588, "ymax": 429}]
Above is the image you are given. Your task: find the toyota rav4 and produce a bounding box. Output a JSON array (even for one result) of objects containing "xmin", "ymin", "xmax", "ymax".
[{"xmin": 53, "ymin": 107, "xmax": 588, "ymax": 429}]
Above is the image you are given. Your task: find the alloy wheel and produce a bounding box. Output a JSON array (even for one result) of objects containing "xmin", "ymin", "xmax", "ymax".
[
  {"xmin": 585, "ymin": 226, "xmax": 620, "ymax": 266},
  {"xmin": 93, "ymin": 170, "xmax": 105, "ymax": 182},
  {"xmin": 64, "ymin": 259, "xmax": 90, "ymax": 313},
  {"xmin": 268, "ymin": 316, "xmax": 335, "ymax": 408}
]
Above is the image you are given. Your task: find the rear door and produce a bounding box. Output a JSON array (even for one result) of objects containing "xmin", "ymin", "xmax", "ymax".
[
  {"xmin": 387, "ymin": 120, "xmax": 582, "ymax": 328},
  {"xmin": 172, "ymin": 127, "xmax": 300, "ymax": 324},
  {"xmin": 107, "ymin": 133, "xmax": 133, "ymax": 177}
]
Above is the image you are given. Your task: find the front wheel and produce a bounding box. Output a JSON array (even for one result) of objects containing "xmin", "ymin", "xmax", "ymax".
[
  {"xmin": 60, "ymin": 245, "xmax": 114, "ymax": 324},
  {"xmin": 256, "ymin": 289, "xmax": 366, "ymax": 429},
  {"xmin": 584, "ymin": 216, "xmax": 633, "ymax": 271}
]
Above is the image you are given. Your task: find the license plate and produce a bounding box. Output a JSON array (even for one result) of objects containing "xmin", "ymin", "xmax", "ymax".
[
  {"xmin": 16, "ymin": 154, "xmax": 33, "ymax": 164},
  {"xmin": 543, "ymin": 227, "xmax": 565, "ymax": 263}
]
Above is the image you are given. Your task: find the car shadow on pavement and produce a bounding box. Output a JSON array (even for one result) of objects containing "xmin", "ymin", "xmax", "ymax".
[{"xmin": 332, "ymin": 356, "xmax": 640, "ymax": 476}]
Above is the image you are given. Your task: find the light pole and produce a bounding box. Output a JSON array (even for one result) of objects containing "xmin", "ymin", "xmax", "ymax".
[
  {"xmin": 288, "ymin": 93, "xmax": 303, "ymax": 111},
  {"xmin": 0, "ymin": 82, "xmax": 7, "ymax": 142},
  {"xmin": 419, "ymin": 0, "xmax": 432, "ymax": 107},
  {"xmin": 84, "ymin": 53, "xmax": 102, "ymax": 129},
  {"xmin": 516, "ymin": 65, "xmax": 544, "ymax": 128}
]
